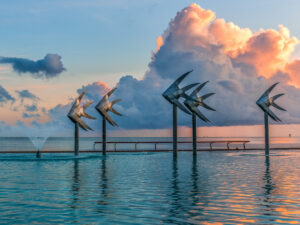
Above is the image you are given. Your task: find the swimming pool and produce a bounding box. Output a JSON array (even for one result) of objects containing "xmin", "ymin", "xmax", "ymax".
[{"xmin": 0, "ymin": 151, "xmax": 299, "ymax": 224}]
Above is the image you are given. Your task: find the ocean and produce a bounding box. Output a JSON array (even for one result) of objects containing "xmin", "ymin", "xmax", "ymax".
[
  {"xmin": 0, "ymin": 136, "xmax": 299, "ymax": 152},
  {"xmin": 0, "ymin": 151, "xmax": 299, "ymax": 224}
]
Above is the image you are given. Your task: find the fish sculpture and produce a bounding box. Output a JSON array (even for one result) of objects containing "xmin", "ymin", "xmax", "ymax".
[
  {"xmin": 184, "ymin": 81, "xmax": 215, "ymax": 122},
  {"xmin": 68, "ymin": 90, "xmax": 95, "ymax": 131},
  {"xmin": 95, "ymin": 87, "xmax": 122, "ymax": 126},
  {"xmin": 256, "ymin": 82, "xmax": 286, "ymax": 121},
  {"xmin": 162, "ymin": 70, "xmax": 198, "ymax": 114}
]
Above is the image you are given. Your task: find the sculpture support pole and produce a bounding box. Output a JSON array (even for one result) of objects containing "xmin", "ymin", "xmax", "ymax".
[
  {"xmin": 74, "ymin": 122, "xmax": 79, "ymax": 156},
  {"xmin": 173, "ymin": 104, "xmax": 177, "ymax": 157},
  {"xmin": 264, "ymin": 112, "xmax": 269, "ymax": 155},
  {"xmin": 192, "ymin": 113, "xmax": 197, "ymax": 156},
  {"xmin": 102, "ymin": 116, "xmax": 106, "ymax": 155}
]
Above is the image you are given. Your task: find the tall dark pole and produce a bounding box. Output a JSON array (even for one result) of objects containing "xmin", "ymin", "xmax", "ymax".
[
  {"xmin": 102, "ymin": 116, "xmax": 106, "ymax": 155},
  {"xmin": 264, "ymin": 112, "xmax": 269, "ymax": 155},
  {"xmin": 173, "ymin": 104, "xmax": 177, "ymax": 157},
  {"xmin": 192, "ymin": 113, "xmax": 197, "ymax": 155},
  {"xmin": 74, "ymin": 122, "xmax": 79, "ymax": 156}
]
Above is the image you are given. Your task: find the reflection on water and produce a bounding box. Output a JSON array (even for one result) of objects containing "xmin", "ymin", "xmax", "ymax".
[{"xmin": 0, "ymin": 151, "xmax": 299, "ymax": 224}]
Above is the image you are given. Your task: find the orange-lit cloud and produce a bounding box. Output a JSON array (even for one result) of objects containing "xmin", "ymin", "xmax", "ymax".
[
  {"xmin": 156, "ymin": 3, "xmax": 300, "ymax": 86},
  {"xmin": 156, "ymin": 36, "xmax": 163, "ymax": 52}
]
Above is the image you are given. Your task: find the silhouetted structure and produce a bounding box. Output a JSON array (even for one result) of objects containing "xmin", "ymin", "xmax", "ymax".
[
  {"xmin": 184, "ymin": 81, "xmax": 215, "ymax": 155},
  {"xmin": 256, "ymin": 83, "xmax": 285, "ymax": 154},
  {"xmin": 95, "ymin": 87, "xmax": 122, "ymax": 155},
  {"xmin": 162, "ymin": 70, "xmax": 198, "ymax": 157},
  {"xmin": 68, "ymin": 90, "xmax": 95, "ymax": 155}
]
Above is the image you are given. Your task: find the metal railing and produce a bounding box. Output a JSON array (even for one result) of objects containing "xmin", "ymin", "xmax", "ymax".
[{"xmin": 93, "ymin": 140, "xmax": 250, "ymax": 151}]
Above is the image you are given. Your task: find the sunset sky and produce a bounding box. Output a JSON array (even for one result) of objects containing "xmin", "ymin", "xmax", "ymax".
[{"xmin": 1, "ymin": 0, "xmax": 300, "ymax": 137}]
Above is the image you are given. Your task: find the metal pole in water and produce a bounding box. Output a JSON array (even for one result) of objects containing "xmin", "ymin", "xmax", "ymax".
[
  {"xmin": 173, "ymin": 104, "xmax": 177, "ymax": 157},
  {"xmin": 75, "ymin": 122, "xmax": 79, "ymax": 156},
  {"xmin": 264, "ymin": 112, "xmax": 269, "ymax": 155},
  {"xmin": 192, "ymin": 113, "xmax": 197, "ymax": 156},
  {"xmin": 36, "ymin": 149, "xmax": 41, "ymax": 158},
  {"xmin": 102, "ymin": 116, "xmax": 106, "ymax": 155}
]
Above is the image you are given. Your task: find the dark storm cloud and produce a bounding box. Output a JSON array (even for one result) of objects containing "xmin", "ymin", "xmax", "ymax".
[{"xmin": 0, "ymin": 54, "xmax": 65, "ymax": 78}]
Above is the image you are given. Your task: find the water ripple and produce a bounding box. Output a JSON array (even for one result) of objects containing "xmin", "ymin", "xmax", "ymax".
[{"xmin": 0, "ymin": 151, "xmax": 299, "ymax": 224}]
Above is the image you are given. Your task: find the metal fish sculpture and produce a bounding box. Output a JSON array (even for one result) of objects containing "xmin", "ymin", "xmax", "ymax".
[
  {"xmin": 162, "ymin": 70, "xmax": 199, "ymax": 114},
  {"xmin": 184, "ymin": 81, "xmax": 216, "ymax": 122},
  {"xmin": 95, "ymin": 87, "xmax": 122, "ymax": 126},
  {"xmin": 68, "ymin": 90, "xmax": 96, "ymax": 131},
  {"xmin": 256, "ymin": 82, "xmax": 285, "ymax": 121}
]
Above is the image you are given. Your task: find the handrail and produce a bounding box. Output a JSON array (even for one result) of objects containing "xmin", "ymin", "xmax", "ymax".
[{"xmin": 93, "ymin": 140, "xmax": 250, "ymax": 151}]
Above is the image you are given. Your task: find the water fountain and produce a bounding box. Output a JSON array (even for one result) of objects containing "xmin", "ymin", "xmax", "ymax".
[
  {"xmin": 29, "ymin": 136, "xmax": 48, "ymax": 158},
  {"xmin": 24, "ymin": 125, "xmax": 58, "ymax": 158}
]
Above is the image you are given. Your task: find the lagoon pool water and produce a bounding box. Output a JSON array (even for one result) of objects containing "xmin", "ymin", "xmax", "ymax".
[{"xmin": 0, "ymin": 151, "xmax": 299, "ymax": 224}]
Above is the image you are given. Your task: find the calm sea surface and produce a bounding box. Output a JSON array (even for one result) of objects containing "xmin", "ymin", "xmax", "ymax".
[
  {"xmin": 0, "ymin": 137, "xmax": 300, "ymax": 224},
  {"xmin": 0, "ymin": 136, "xmax": 300, "ymax": 151},
  {"xmin": 0, "ymin": 151, "xmax": 299, "ymax": 224}
]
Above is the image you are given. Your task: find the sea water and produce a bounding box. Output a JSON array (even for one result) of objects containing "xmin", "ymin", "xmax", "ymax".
[
  {"xmin": 0, "ymin": 136, "xmax": 300, "ymax": 152},
  {"xmin": 0, "ymin": 151, "xmax": 299, "ymax": 224}
]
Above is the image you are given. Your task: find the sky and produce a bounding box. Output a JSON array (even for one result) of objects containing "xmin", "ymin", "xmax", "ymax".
[{"xmin": 2, "ymin": 0, "xmax": 300, "ymax": 137}]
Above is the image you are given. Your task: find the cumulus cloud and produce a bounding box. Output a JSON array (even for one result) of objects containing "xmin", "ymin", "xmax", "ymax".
[
  {"xmin": 22, "ymin": 112, "xmax": 40, "ymax": 118},
  {"xmin": 0, "ymin": 54, "xmax": 65, "ymax": 78},
  {"xmin": 47, "ymin": 4, "xmax": 300, "ymax": 131},
  {"xmin": 0, "ymin": 85, "xmax": 15, "ymax": 104},
  {"xmin": 24, "ymin": 104, "xmax": 38, "ymax": 112},
  {"xmin": 15, "ymin": 90, "xmax": 40, "ymax": 103}
]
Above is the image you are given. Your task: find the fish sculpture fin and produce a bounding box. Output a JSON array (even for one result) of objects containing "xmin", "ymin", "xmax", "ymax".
[
  {"xmin": 173, "ymin": 99, "xmax": 191, "ymax": 114},
  {"xmin": 272, "ymin": 93, "xmax": 284, "ymax": 101},
  {"xmin": 201, "ymin": 93, "xmax": 215, "ymax": 100},
  {"xmin": 181, "ymin": 83, "xmax": 199, "ymax": 93},
  {"xmin": 82, "ymin": 112, "xmax": 96, "ymax": 120},
  {"xmin": 83, "ymin": 101, "xmax": 94, "ymax": 109},
  {"xmin": 174, "ymin": 70, "xmax": 193, "ymax": 86},
  {"xmin": 78, "ymin": 89, "xmax": 87, "ymax": 102},
  {"xmin": 193, "ymin": 107, "xmax": 210, "ymax": 122},
  {"xmin": 201, "ymin": 102, "xmax": 216, "ymax": 111},
  {"xmin": 111, "ymin": 108, "xmax": 122, "ymax": 116},
  {"xmin": 77, "ymin": 119, "xmax": 89, "ymax": 131},
  {"xmin": 111, "ymin": 99, "xmax": 121, "ymax": 105},
  {"xmin": 106, "ymin": 87, "xmax": 117, "ymax": 98},
  {"xmin": 260, "ymin": 82, "xmax": 279, "ymax": 99},
  {"xmin": 272, "ymin": 102, "xmax": 286, "ymax": 111},
  {"xmin": 264, "ymin": 105, "xmax": 281, "ymax": 122},
  {"xmin": 191, "ymin": 81, "xmax": 209, "ymax": 96},
  {"xmin": 103, "ymin": 111, "xmax": 118, "ymax": 126}
]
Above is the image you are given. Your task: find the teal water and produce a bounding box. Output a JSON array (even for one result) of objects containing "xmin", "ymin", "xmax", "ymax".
[
  {"xmin": 0, "ymin": 136, "xmax": 300, "ymax": 152},
  {"xmin": 0, "ymin": 151, "xmax": 299, "ymax": 224}
]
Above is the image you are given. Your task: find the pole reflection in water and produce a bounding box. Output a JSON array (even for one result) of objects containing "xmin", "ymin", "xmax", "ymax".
[
  {"xmin": 166, "ymin": 157, "xmax": 181, "ymax": 224},
  {"xmin": 70, "ymin": 158, "xmax": 80, "ymax": 222},
  {"xmin": 166, "ymin": 155, "xmax": 210, "ymax": 224},
  {"xmin": 97, "ymin": 157, "xmax": 109, "ymax": 209},
  {"xmin": 191, "ymin": 156, "xmax": 199, "ymax": 206},
  {"xmin": 262, "ymin": 154, "xmax": 276, "ymax": 219}
]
